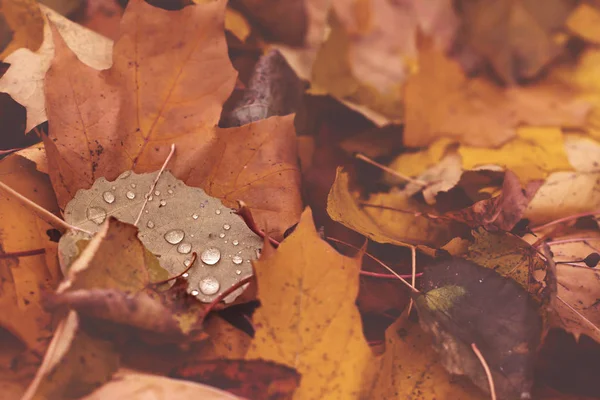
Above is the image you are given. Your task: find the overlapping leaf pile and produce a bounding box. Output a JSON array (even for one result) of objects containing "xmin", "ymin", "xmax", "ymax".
[{"xmin": 1, "ymin": 0, "xmax": 600, "ymax": 399}]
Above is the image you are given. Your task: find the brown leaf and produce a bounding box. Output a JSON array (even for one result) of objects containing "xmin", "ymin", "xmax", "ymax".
[
  {"xmin": 173, "ymin": 359, "xmax": 300, "ymax": 400},
  {"xmin": 0, "ymin": 0, "xmax": 44, "ymax": 58},
  {"xmin": 442, "ymin": 170, "xmax": 542, "ymax": 231},
  {"xmin": 246, "ymin": 208, "xmax": 376, "ymax": 399},
  {"xmin": 43, "ymin": 0, "xmax": 301, "ymax": 238},
  {"xmin": 455, "ymin": 0, "xmax": 576, "ymax": 83},
  {"xmin": 404, "ymin": 38, "xmax": 590, "ymax": 147}
]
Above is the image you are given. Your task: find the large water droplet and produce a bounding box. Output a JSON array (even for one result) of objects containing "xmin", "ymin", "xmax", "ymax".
[
  {"xmin": 192, "ymin": 213, "xmax": 199, "ymax": 220},
  {"xmin": 215, "ymin": 209, "xmax": 221, "ymax": 215},
  {"xmin": 102, "ymin": 191, "xmax": 115, "ymax": 204},
  {"xmin": 126, "ymin": 191, "xmax": 136, "ymax": 200},
  {"xmin": 201, "ymin": 247, "xmax": 221, "ymax": 265},
  {"xmin": 177, "ymin": 243, "xmax": 192, "ymax": 254},
  {"xmin": 199, "ymin": 277, "xmax": 220, "ymax": 295},
  {"xmin": 223, "ymin": 224, "xmax": 230, "ymax": 230},
  {"xmin": 159, "ymin": 200, "xmax": 166, "ymax": 206},
  {"xmin": 184, "ymin": 259, "xmax": 192, "ymax": 267},
  {"xmin": 232, "ymin": 255, "xmax": 243, "ymax": 265},
  {"xmin": 164, "ymin": 229, "xmax": 185, "ymax": 245},
  {"xmin": 232, "ymin": 240, "xmax": 239, "ymax": 246},
  {"xmin": 146, "ymin": 220, "xmax": 155, "ymax": 229},
  {"xmin": 86, "ymin": 207, "xmax": 106, "ymax": 224}
]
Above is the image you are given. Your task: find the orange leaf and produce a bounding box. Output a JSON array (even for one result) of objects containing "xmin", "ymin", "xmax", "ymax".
[{"xmin": 43, "ymin": 0, "xmax": 301, "ymax": 238}]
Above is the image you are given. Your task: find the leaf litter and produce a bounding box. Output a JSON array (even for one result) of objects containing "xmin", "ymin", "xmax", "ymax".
[{"xmin": 2, "ymin": 0, "xmax": 600, "ymax": 398}]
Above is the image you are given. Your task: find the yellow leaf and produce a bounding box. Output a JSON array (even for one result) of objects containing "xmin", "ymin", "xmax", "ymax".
[
  {"xmin": 197, "ymin": 316, "xmax": 251, "ymax": 360},
  {"xmin": 0, "ymin": 0, "xmax": 44, "ymax": 58},
  {"xmin": 0, "ymin": 154, "xmax": 61, "ymax": 351},
  {"xmin": 246, "ymin": 208, "xmax": 376, "ymax": 399},
  {"xmin": 368, "ymin": 316, "xmax": 486, "ymax": 399},
  {"xmin": 327, "ymin": 168, "xmax": 453, "ymax": 246},
  {"xmin": 387, "ymin": 137, "xmax": 455, "ymax": 179},
  {"xmin": 224, "ymin": 8, "xmax": 250, "ymax": 42},
  {"xmin": 459, "ymin": 127, "xmax": 573, "ymax": 185},
  {"xmin": 567, "ymin": 3, "xmax": 600, "ymax": 44}
]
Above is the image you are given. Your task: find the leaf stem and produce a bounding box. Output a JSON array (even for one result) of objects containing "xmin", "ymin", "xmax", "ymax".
[
  {"xmin": 531, "ymin": 210, "xmax": 600, "ymax": 232},
  {"xmin": 235, "ymin": 200, "xmax": 281, "ymax": 247},
  {"xmin": 0, "ymin": 248, "xmax": 46, "ymax": 259},
  {"xmin": 355, "ymin": 153, "xmax": 428, "ymax": 186},
  {"xmin": 471, "ymin": 342, "xmax": 497, "ymax": 400},
  {"xmin": 134, "ymin": 143, "xmax": 175, "ymax": 226},
  {"xmin": 0, "ymin": 181, "xmax": 92, "ymax": 234},
  {"xmin": 202, "ymin": 275, "xmax": 253, "ymax": 318}
]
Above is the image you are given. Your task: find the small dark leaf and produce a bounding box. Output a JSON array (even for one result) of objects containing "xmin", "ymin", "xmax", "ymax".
[
  {"xmin": 583, "ymin": 252, "xmax": 600, "ymax": 268},
  {"xmin": 414, "ymin": 257, "xmax": 543, "ymax": 400}
]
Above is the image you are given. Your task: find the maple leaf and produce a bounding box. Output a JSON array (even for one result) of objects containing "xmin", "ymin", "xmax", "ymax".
[
  {"xmin": 42, "ymin": 0, "xmax": 302, "ymax": 238},
  {"xmin": 245, "ymin": 208, "xmax": 376, "ymax": 399},
  {"xmin": 404, "ymin": 38, "xmax": 591, "ymax": 147},
  {"xmin": 0, "ymin": 4, "xmax": 112, "ymax": 134},
  {"xmin": 0, "ymin": 0, "xmax": 44, "ymax": 58},
  {"xmin": 0, "ymin": 154, "xmax": 61, "ymax": 352}
]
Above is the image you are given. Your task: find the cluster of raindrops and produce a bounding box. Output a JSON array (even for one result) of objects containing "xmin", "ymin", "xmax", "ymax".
[{"xmin": 64, "ymin": 170, "xmax": 263, "ymax": 303}]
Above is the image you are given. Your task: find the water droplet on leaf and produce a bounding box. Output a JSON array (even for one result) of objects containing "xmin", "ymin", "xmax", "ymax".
[
  {"xmin": 215, "ymin": 209, "xmax": 221, "ymax": 215},
  {"xmin": 199, "ymin": 277, "xmax": 220, "ymax": 295},
  {"xmin": 154, "ymin": 190, "xmax": 160, "ymax": 196},
  {"xmin": 219, "ymin": 233, "xmax": 225, "ymax": 238},
  {"xmin": 201, "ymin": 247, "xmax": 221, "ymax": 265},
  {"xmin": 86, "ymin": 207, "xmax": 106, "ymax": 224},
  {"xmin": 232, "ymin": 255, "xmax": 243, "ymax": 265},
  {"xmin": 147, "ymin": 220, "xmax": 155, "ymax": 229},
  {"xmin": 102, "ymin": 191, "xmax": 115, "ymax": 204},
  {"xmin": 233, "ymin": 240, "xmax": 239, "ymax": 246},
  {"xmin": 191, "ymin": 290, "xmax": 199, "ymax": 296},
  {"xmin": 177, "ymin": 243, "xmax": 192, "ymax": 254},
  {"xmin": 192, "ymin": 213, "xmax": 199, "ymax": 220},
  {"xmin": 126, "ymin": 191, "xmax": 136, "ymax": 200},
  {"xmin": 223, "ymin": 224, "xmax": 230, "ymax": 230},
  {"xmin": 164, "ymin": 229, "xmax": 185, "ymax": 245},
  {"xmin": 235, "ymin": 269, "xmax": 242, "ymax": 275},
  {"xmin": 159, "ymin": 200, "xmax": 166, "ymax": 206}
]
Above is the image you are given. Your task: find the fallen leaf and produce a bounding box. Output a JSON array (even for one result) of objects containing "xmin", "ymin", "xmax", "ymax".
[
  {"xmin": 246, "ymin": 208, "xmax": 376, "ymax": 399},
  {"xmin": 525, "ymin": 135, "xmax": 600, "ymax": 225},
  {"xmin": 43, "ymin": 0, "xmax": 302, "ymax": 238},
  {"xmin": 61, "ymin": 170, "xmax": 262, "ymax": 303},
  {"xmin": 386, "ymin": 138, "xmax": 456, "ymax": 183},
  {"xmin": 368, "ymin": 315, "xmax": 485, "ymax": 399},
  {"xmin": 459, "ymin": 127, "xmax": 573, "ymax": 185},
  {"xmin": 404, "ymin": 38, "xmax": 590, "ymax": 147},
  {"xmin": 196, "ymin": 316, "xmax": 251, "ymax": 360},
  {"xmin": 224, "ymin": 7, "xmax": 251, "ymax": 42},
  {"xmin": 15, "ymin": 142, "xmax": 49, "ymax": 174},
  {"xmin": 442, "ymin": 170, "xmax": 542, "ymax": 231},
  {"xmin": 0, "ymin": 0, "xmax": 44, "ymax": 58},
  {"xmin": 0, "ymin": 154, "xmax": 61, "ymax": 351},
  {"xmin": 416, "ymin": 257, "xmax": 543, "ymax": 399},
  {"xmin": 327, "ymin": 168, "xmax": 453, "ymax": 246},
  {"xmin": 542, "ymin": 231, "xmax": 600, "ymax": 342},
  {"xmin": 22, "ymin": 311, "xmax": 120, "ymax": 400},
  {"xmin": 567, "ymin": 3, "xmax": 600, "ymax": 44},
  {"xmin": 173, "ymin": 359, "xmax": 300, "ymax": 399},
  {"xmin": 223, "ymin": 49, "xmax": 303, "ymax": 127},
  {"xmin": 0, "ymin": 4, "xmax": 112, "ymax": 134},
  {"xmin": 455, "ymin": 0, "xmax": 576, "ymax": 83},
  {"xmin": 50, "ymin": 218, "xmax": 205, "ymax": 341},
  {"xmin": 81, "ymin": 369, "xmax": 238, "ymax": 400}
]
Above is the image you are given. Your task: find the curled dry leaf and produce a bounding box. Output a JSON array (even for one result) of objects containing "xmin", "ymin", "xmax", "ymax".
[
  {"xmin": 404, "ymin": 38, "xmax": 590, "ymax": 148},
  {"xmin": 415, "ymin": 258, "xmax": 543, "ymax": 399},
  {"xmin": 61, "ymin": 170, "xmax": 262, "ymax": 303},
  {"xmin": 0, "ymin": 4, "xmax": 112, "ymax": 133},
  {"xmin": 80, "ymin": 370, "xmax": 239, "ymax": 400},
  {"xmin": 327, "ymin": 168, "xmax": 453, "ymax": 246},
  {"xmin": 441, "ymin": 170, "xmax": 542, "ymax": 232},
  {"xmin": 368, "ymin": 314, "xmax": 485, "ymax": 399},
  {"xmin": 0, "ymin": 155, "xmax": 61, "ymax": 351},
  {"xmin": 246, "ymin": 208, "xmax": 376, "ymax": 399},
  {"xmin": 43, "ymin": 0, "xmax": 302, "ymax": 239},
  {"xmin": 22, "ymin": 311, "xmax": 120, "ymax": 400},
  {"xmin": 173, "ymin": 359, "xmax": 300, "ymax": 399},
  {"xmin": 50, "ymin": 218, "xmax": 206, "ymax": 341}
]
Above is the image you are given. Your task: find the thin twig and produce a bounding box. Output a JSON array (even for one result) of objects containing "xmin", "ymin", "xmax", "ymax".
[
  {"xmin": 149, "ymin": 252, "xmax": 197, "ymax": 286},
  {"xmin": 134, "ymin": 143, "xmax": 175, "ymax": 226},
  {"xmin": 202, "ymin": 275, "xmax": 253, "ymax": 318},
  {"xmin": 235, "ymin": 200, "xmax": 281, "ymax": 247},
  {"xmin": 326, "ymin": 236, "xmax": 418, "ymax": 292},
  {"xmin": 471, "ymin": 342, "xmax": 497, "ymax": 400},
  {"xmin": 407, "ymin": 245, "xmax": 417, "ymax": 315},
  {"xmin": 0, "ymin": 248, "xmax": 46, "ymax": 259},
  {"xmin": 531, "ymin": 210, "xmax": 600, "ymax": 232},
  {"xmin": 355, "ymin": 153, "xmax": 428, "ymax": 186},
  {"xmin": 0, "ymin": 181, "xmax": 91, "ymax": 234},
  {"xmin": 546, "ymin": 237, "xmax": 600, "ymax": 246}
]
